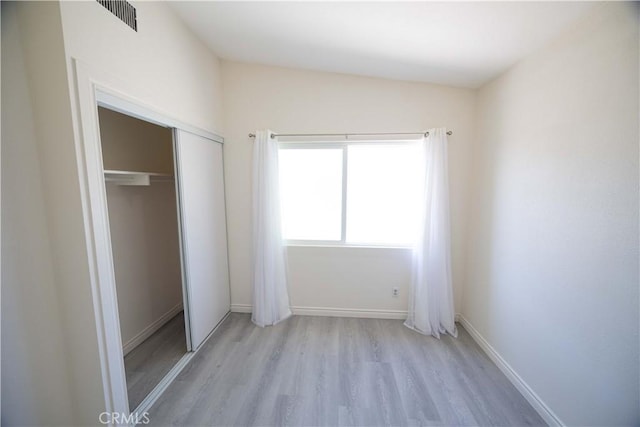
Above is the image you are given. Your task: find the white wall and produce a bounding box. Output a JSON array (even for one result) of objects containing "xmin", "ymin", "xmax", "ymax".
[
  {"xmin": 465, "ymin": 3, "xmax": 639, "ymax": 425},
  {"xmin": 1, "ymin": 3, "xmax": 74, "ymax": 424},
  {"xmin": 11, "ymin": 1, "xmax": 91, "ymax": 423},
  {"xmin": 106, "ymin": 183, "xmax": 184, "ymax": 349},
  {"xmin": 221, "ymin": 61, "xmax": 475, "ymax": 316},
  {"xmin": 5, "ymin": 1, "xmax": 225, "ymax": 424},
  {"xmin": 9, "ymin": 2, "xmax": 637, "ymax": 425},
  {"xmin": 60, "ymin": 1, "xmax": 224, "ymax": 133},
  {"xmin": 98, "ymin": 108, "xmax": 183, "ymax": 350}
]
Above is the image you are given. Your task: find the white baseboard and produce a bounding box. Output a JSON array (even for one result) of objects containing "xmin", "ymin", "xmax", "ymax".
[
  {"xmin": 123, "ymin": 303, "xmax": 184, "ymax": 355},
  {"xmin": 457, "ymin": 314, "xmax": 564, "ymax": 427},
  {"xmin": 230, "ymin": 304, "xmax": 252, "ymax": 313},
  {"xmin": 293, "ymin": 305, "xmax": 408, "ymax": 319},
  {"xmin": 230, "ymin": 304, "xmax": 407, "ymax": 319}
]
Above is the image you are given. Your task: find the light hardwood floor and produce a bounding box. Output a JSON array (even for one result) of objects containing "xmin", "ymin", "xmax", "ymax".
[
  {"xmin": 124, "ymin": 312, "xmax": 187, "ymax": 410},
  {"xmin": 148, "ymin": 313, "xmax": 545, "ymax": 426}
]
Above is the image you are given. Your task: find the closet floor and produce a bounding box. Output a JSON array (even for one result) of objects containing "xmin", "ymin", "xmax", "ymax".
[
  {"xmin": 147, "ymin": 313, "xmax": 545, "ymax": 426},
  {"xmin": 124, "ymin": 312, "xmax": 187, "ymax": 410}
]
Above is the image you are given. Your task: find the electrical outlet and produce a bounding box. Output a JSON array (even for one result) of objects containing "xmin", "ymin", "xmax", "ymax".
[{"xmin": 392, "ymin": 287, "xmax": 399, "ymax": 297}]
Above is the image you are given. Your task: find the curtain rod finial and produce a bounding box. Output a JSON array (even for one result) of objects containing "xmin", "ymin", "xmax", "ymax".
[{"xmin": 249, "ymin": 133, "xmax": 256, "ymax": 138}]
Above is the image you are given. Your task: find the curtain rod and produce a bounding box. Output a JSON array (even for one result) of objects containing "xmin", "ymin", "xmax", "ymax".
[{"xmin": 248, "ymin": 131, "xmax": 452, "ymax": 139}]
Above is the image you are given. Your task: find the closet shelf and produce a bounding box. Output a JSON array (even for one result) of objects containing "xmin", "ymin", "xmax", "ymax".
[{"xmin": 104, "ymin": 170, "xmax": 173, "ymax": 186}]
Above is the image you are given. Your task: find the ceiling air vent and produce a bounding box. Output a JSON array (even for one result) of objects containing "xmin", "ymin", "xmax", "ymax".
[{"xmin": 97, "ymin": 0, "xmax": 137, "ymax": 32}]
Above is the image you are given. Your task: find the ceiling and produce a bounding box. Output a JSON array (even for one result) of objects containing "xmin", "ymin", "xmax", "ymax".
[{"xmin": 169, "ymin": 1, "xmax": 594, "ymax": 88}]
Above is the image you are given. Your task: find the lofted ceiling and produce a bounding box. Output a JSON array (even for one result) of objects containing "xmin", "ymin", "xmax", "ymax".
[{"xmin": 169, "ymin": 1, "xmax": 594, "ymax": 88}]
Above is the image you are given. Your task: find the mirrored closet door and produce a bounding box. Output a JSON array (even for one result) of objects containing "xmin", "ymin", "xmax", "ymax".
[{"xmin": 98, "ymin": 107, "xmax": 188, "ymax": 410}]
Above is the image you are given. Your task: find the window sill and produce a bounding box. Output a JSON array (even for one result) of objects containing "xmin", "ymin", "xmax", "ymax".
[{"xmin": 285, "ymin": 242, "xmax": 413, "ymax": 250}]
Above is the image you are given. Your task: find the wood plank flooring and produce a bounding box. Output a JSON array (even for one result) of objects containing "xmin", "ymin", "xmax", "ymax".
[
  {"xmin": 148, "ymin": 314, "xmax": 546, "ymax": 426},
  {"xmin": 124, "ymin": 312, "xmax": 187, "ymax": 410}
]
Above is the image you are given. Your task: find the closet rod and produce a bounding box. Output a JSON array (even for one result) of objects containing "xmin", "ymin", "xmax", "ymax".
[{"xmin": 248, "ymin": 130, "xmax": 452, "ymax": 139}]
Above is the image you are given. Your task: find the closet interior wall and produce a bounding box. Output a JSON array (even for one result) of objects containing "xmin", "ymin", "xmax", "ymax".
[{"xmin": 98, "ymin": 107, "xmax": 183, "ymax": 352}]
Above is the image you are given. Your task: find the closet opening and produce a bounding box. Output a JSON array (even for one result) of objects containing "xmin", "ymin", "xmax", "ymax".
[{"xmin": 97, "ymin": 106, "xmax": 188, "ymax": 411}]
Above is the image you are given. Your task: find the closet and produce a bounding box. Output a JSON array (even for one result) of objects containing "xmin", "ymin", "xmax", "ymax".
[{"xmin": 97, "ymin": 106, "xmax": 230, "ymax": 411}]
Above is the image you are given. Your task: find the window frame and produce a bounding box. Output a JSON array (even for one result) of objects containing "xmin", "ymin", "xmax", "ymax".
[{"xmin": 278, "ymin": 139, "xmax": 420, "ymax": 249}]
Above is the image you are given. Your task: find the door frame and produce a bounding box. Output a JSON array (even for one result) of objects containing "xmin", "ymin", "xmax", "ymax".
[{"xmin": 72, "ymin": 58, "xmax": 224, "ymax": 420}]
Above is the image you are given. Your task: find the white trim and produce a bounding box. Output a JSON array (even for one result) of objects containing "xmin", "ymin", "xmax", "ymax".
[
  {"xmin": 96, "ymin": 90, "xmax": 223, "ymax": 143},
  {"xmin": 457, "ymin": 315, "xmax": 564, "ymax": 427},
  {"xmin": 285, "ymin": 242, "xmax": 413, "ymax": 250},
  {"xmin": 340, "ymin": 145, "xmax": 348, "ymax": 243},
  {"xmin": 230, "ymin": 304, "xmax": 253, "ymax": 313},
  {"xmin": 231, "ymin": 304, "xmax": 408, "ymax": 319},
  {"xmin": 122, "ymin": 304, "xmax": 184, "ymax": 356},
  {"xmin": 72, "ymin": 58, "xmax": 225, "ymax": 422},
  {"xmin": 293, "ymin": 306, "xmax": 408, "ymax": 319},
  {"xmin": 73, "ymin": 59, "xmax": 130, "ymax": 417}
]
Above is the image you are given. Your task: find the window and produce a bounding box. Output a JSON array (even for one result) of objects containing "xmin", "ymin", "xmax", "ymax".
[
  {"xmin": 279, "ymin": 148, "xmax": 343, "ymax": 241},
  {"xmin": 279, "ymin": 141, "xmax": 423, "ymax": 246}
]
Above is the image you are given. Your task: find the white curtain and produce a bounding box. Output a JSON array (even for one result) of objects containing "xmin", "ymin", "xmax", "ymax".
[
  {"xmin": 252, "ymin": 130, "xmax": 292, "ymax": 327},
  {"xmin": 405, "ymin": 128, "xmax": 457, "ymax": 338}
]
